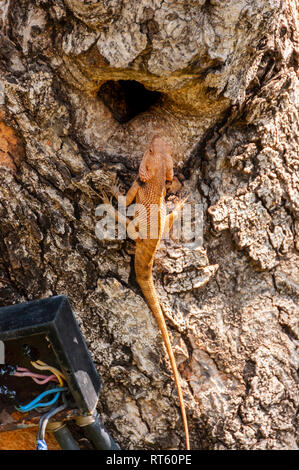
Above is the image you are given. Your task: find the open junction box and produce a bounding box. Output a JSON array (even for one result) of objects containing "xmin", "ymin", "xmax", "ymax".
[{"xmin": 0, "ymin": 295, "xmax": 119, "ymax": 450}]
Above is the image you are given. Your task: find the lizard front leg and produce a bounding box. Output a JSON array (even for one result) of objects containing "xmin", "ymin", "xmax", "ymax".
[
  {"xmin": 113, "ymin": 179, "xmax": 140, "ymax": 207},
  {"xmin": 163, "ymin": 195, "xmax": 188, "ymax": 237},
  {"xmin": 101, "ymin": 182, "xmax": 142, "ymax": 240},
  {"xmin": 99, "ymin": 188, "xmax": 131, "ymax": 232}
]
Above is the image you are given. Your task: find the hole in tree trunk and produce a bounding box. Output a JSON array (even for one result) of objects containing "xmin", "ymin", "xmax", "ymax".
[{"xmin": 98, "ymin": 80, "xmax": 161, "ymax": 124}]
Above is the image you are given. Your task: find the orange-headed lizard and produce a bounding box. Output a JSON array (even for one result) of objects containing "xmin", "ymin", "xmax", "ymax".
[{"xmin": 102, "ymin": 135, "xmax": 190, "ymax": 449}]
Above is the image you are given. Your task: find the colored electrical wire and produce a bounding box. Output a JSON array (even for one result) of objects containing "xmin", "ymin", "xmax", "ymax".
[
  {"xmin": 33, "ymin": 375, "xmax": 59, "ymax": 385},
  {"xmin": 14, "ymin": 368, "xmax": 59, "ymax": 384},
  {"xmin": 15, "ymin": 387, "xmax": 67, "ymax": 412},
  {"xmin": 30, "ymin": 360, "xmax": 65, "ymax": 387},
  {"xmin": 37, "ymin": 402, "xmax": 67, "ymax": 442},
  {"xmin": 16, "ymin": 388, "xmax": 67, "ymax": 412},
  {"xmin": 30, "ymin": 361, "xmax": 64, "ymax": 385},
  {"xmin": 17, "ymin": 366, "xmax": 60, "ymax": 383},
  {"xmin": 33, "ymin": 391, "xmax": 61, "ymax": 409},
  {"xmin": 36, "ymin": 360, "xmax": 65, "ymax": 380},
  {"xmin": 20, "ymin": 374, "xmax": 58, "ymax": 385}
]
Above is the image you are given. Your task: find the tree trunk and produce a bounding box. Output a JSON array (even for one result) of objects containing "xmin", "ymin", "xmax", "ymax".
[{"xmin": 0, "ymin": 0, "xmax": 298, "ymax": 450}]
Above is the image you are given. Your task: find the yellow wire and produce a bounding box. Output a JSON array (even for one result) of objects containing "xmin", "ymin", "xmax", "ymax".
[
  {"xmin": 36, "ymin": 360, "xmax": 65, "ymax": 378},
  {"xmin": 30, "ymin": 360, "xmax": 65, "ymax": 387},
  {"xmin": 31, "ymin": 360, "xmax": 64, "ymax": 386}
]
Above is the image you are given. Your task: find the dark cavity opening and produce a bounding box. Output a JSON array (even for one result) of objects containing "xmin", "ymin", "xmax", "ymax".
[{"xmin": 98, "ymin": 80, "xmax": 161, "ymax": 124}]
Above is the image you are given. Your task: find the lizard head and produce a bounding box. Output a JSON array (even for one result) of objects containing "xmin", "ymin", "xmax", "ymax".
[{"xmin": 139, "ymin": 136, "xmax": 174, "ymax": 183}]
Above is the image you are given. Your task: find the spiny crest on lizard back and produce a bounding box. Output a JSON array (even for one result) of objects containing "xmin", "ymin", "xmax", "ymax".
[{"xmin": 139, "ymin": 135, "xmax": 174, "ymax": 183}]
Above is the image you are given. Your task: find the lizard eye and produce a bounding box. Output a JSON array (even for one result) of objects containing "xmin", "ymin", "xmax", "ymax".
[{"xmin": 149, "ymin": 148, "xmax": 152, "ymax": 154}]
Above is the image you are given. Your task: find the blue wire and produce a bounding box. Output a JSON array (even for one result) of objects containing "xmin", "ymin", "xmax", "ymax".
[
  {"xmin": 36, "ymin": 439, "xmax": 48, "ymax": 450},
  {"xmin": 16, "ymin": 387, "xmax": 67, "ymax": 412},
  {"xmin": 29, "ymin": 391, "xmax": 60, "ymax": 410}
]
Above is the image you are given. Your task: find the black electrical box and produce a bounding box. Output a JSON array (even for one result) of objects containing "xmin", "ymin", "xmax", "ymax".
[{"xmin": 0, "ymin": 295, "xmax": 102, "ymax": 415}]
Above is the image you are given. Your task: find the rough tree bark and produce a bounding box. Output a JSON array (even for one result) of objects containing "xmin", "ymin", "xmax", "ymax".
[{"xmin": 0, "ymin": 0, "xmax": 298, "ymax": 450}]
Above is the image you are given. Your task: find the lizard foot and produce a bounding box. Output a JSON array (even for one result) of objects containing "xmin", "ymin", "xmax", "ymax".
[
  {"xmin": 111, "ymin": 176, "xmax": 126, "ymax": 201},
  {"xmin": 111, "ymin": 177, "xmax": 121, "ymax": 197},
  {"xmin": 99, "ymin": 187, "xmax": 113, "ymax": 206},
  {"xmin": 174, "ymin": 194, "xmax": 189, "ymax": 214}
]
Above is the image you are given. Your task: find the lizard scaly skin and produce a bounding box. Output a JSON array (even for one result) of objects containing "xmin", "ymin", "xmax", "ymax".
[{"xmin": 109, "ymin": 136, "xmax": 190, "ymax": 449}]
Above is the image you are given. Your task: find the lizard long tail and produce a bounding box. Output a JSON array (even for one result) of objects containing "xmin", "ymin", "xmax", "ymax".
[{"xmin": 136, "ymin": 271, "xmax": 190, "ymax": 450}]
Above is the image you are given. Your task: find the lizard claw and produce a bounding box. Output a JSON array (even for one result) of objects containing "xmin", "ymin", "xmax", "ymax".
[
  {"xmin": 99, "ymin": 187, "xmax": 113, "ymax": 205},
  {"xmin": 175, "ymin": 194, "xmax": 189, "ymax": 213},
  {"xmin": 111, "ymin": 177, "xmax": 122, "ymax": 198}
]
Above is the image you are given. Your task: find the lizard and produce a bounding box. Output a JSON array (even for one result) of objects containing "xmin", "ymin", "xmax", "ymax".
[{"xmin": 101, "ymin": 135, "xmax": 190, "ymax": 449}]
